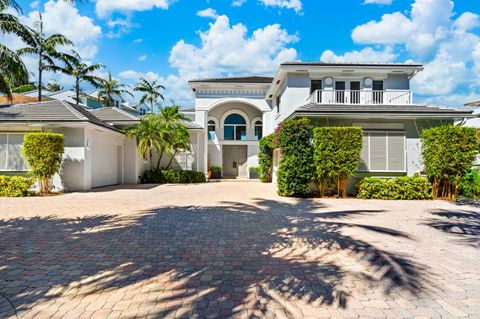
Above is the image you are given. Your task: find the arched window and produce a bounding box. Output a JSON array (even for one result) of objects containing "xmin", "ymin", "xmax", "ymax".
[
  {"xmin": 254, "ymin": 120, "xmax": 263, "ymax": 140},
  {"xmin": 208, "ymin": 120, "xmax": 216, "ymax": 140},
  {"xmin": 224, "ymin": 114, "xmax": 247, "ymax": 141}
]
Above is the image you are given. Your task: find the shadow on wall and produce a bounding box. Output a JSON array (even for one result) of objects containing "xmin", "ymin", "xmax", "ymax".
[
  {"xmin": 424, "ymin": 209, "xmax": 480, "ymax": 248},
  {"xmin": 0, "ymin": 199, "xmax": 431, "ymax": 318}
]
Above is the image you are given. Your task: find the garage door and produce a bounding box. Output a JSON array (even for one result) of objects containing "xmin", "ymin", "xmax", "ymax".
[{"xmin": 92, "ymin": 142, "xmax": 120, "ymax": 188}]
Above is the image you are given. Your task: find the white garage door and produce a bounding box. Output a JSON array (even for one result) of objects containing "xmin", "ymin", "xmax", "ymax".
[{"xmin": 92, "ymin": 142, "xmax": 120, "ymax": 188}]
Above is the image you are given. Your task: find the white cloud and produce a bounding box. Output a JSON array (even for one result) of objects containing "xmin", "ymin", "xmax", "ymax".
[
  {"xmin": 320, "ymin": 47, "xmax": 397, "ymax": 63},
  {"xmin": 121, "ymin": 15, "xmax": 298, "ymax": 107},
  {"xmin": 454, "ymin": 12, "xmax": 480, "ymax": 32},
  {"xmin": 133, "ymin": 38, "xmax": 143, "ymax": 43},
  {"xmin": 138, "ymin": 55, "xmax": 147, "ymax": 61},
  {"xmin": 232, "ymin": 0, "xmax": 247, "ymax": 7},
  {"xmin": 23, "ymin": 0, "xmax": 102, "ymax": 59},
  {"xmin": 169, "ymin": 15, "xmax": 298, "ymax": 80},
  {"xmin": 95, "ymin": 0, "xmax": 174, "ymax": 18},
  {"xmin": 196, "ymin": 8, "xmax": 219, "ymax": 19},
  {"xmin": 30, "ymin": 1, "xmax": 40, "ymax": 9},
  {"xmin": 363, "ymin": 0, "xmax": 393, "ymax": 4},
  {"xmin": 259, "ymin": 0, "xmax": 302, "ymax": 13}
]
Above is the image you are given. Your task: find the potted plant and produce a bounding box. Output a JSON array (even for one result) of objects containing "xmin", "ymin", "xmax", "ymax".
[
  {"xmin": 249, "ymin": 167, "xmax": 259, "ymax": 179},
  {"xmin": 210, "ymin": 166, "xmax": 222, "ymax": 179}
]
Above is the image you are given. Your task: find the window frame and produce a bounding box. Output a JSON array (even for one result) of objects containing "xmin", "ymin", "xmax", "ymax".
[
  {"xmin": 207, "ymin": 120, "xmax": 217, "ymax": 141},
  {"xmin": 223, "ymin": 114, "xmax": 247, "ymax": 141},
  {"xmin": 358, "ymin": 130, "xmax": 406, "ymax": 173},
  {"xmin": 254, "ymin": 120, "xmax": 263, "ymax": 140}
]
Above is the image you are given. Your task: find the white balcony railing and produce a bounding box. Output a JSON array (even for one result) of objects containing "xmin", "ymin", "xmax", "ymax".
[{"xmin": 308, "ymin": 89, "xmax": 412, "ymax": 105}]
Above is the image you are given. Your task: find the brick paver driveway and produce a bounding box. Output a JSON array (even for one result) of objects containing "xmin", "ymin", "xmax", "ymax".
[{"xmin": 1, "ymin": 182, "xmax": 479, "ymax": 319}]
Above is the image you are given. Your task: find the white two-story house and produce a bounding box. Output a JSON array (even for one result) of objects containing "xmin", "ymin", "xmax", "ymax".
[{"xmin": 188, "ymin": 62, "xmax": 473, "ymax": 180}]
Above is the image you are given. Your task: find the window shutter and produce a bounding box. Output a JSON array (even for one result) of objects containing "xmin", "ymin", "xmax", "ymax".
[
  {"xmin": 359, "ymin": 134, "xmax": 369, "ymax": 171},
  {"xmin": 370, "ymin": 133, "xmax": 387, "ymax": 171},
  {"xmin": 387, "ymin": 132, "xmax": 405, "ymax": 171},
  {"xmin": 0, "ymin": 135, "xmax": 7, "ymax": 170},
  {"xmin": 7, "ymin": 135, "xmax": 27, "ymax": 171}
]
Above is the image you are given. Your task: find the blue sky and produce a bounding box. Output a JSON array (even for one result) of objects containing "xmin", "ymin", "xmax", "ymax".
[{"xmin": 8, "ymin": 0, "xmax": 480, "ymax": 107}]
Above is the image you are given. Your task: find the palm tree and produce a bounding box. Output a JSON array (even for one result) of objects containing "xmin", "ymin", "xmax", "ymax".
[
  {"xmin": 95, "ymin": 72, "xmax": 133, "ymax": 107},
  {"xmin": 17, "ymin": 13, "xmax": 74, "ymax": 101},
  {"xmin": 133, "ymin": 77, "xmax": 165, "ymax": 113},
  {"xmin": 126, "ymin": 114, "xmax": 165, "ymax": 169},
  {"xmin": 0, "ymin": 0, "xmax": 31, "ymax": 98},
  {"xmin": 62, "ymin": 57, "xmax": 103, "ymax": 105},
  {"xmin": 166, "ymin": 125, "xmax": 191, "ymax": 169},
  {"xmin": 45, "ymin": 81, "xmax": 63, "ymax": 92},
  {"xmin": 155, "ymin": 105, "xmax": 190, "ymax": 169}
]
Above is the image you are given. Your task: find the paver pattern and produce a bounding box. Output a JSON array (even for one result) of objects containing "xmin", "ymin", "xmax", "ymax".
[{"xmin": 0, "ymin": 182, "xmax": 479, "ymax": 319}]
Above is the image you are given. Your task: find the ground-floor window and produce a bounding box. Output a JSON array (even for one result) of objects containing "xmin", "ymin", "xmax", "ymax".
[
  {"xmin": 254, "ymin": 120, "xmax": 263, "ymax": 140},
  {"xmin": 0, "ymin": 133, "xmax": 28, "ymax": 171},
  {"xmin": 359, "ymin": 131, "xmax": 405, "ymax": 172}
]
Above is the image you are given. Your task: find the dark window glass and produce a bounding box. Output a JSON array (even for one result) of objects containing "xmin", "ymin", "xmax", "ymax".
[
  {"xmin": 310, "ymin": 80, "xmax": 322, "ymax": 94},
  {"xmin": 335, "ymin": 81, "xmax": 346, "ymax": 103},
  {"xmin": 208, "ymin": 120, "xmax": 216, "ymax": 140},
  {"xmin": 224, "ymin": 126, "xmax": 234, "ymax": 140},
  {"xmin": 224, "ymin": 114, "xmax": 246, "ymax": 125},
  {"xmin": 276, "ymin": 95, "xmax": 281, "ymax": 113},
  {"xmin": 350, "ymin": 81, "xmax": 361, "ymax": 104},
  {"xmin": 235, "ymin": 126, "xmax": 247, "ymax": 141},
  {"xmin": 373, "ymin": 81, "xmax": 384, "ymax": 103},
  {"xmin": 255, "ymin": 126, "xmax": 263, "ymax": 140},
  {"xmin": 373, "ymin": 80, "xmax": 384, "ymax": 90}
]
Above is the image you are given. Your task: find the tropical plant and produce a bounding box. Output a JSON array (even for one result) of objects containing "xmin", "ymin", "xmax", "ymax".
[
  {"xmin": 62, "ymin": 58, "xmax": 103, "ymax": 105},
  {"xmin": 421, "ymin": 125, "xmax": 479, "ymax": 199},
  {"xmin": 276, "ymin": 118, "xmax": 316, "ymax": 197},
  {"xmin": 22, "ymin": 132, "xmax": 64, "ymax": 194},
  {"xmin": 258, "ymin": 134, "xmax": 276, "ymax": 183},
  {"xmin": 357, "ymin": 176, "xmax": 432, "ymax": 200},
  {"xmin": 139, "ymin": 169, "xmax": 205, "ymax": 184},
  {"xmin": 0, "ymin": 0, "xmax": 30, "ymax": 98},
  {"xmin": 313, "ymin": 127, "xmax": 363, "ymax": 197},
  {"xmin": 95, "ymin": 72, "xmax": 132, "ymax": 107},
  {"xmin": 126, "ymin": 114, "xmax": 163, "ymax": 169},
  {"xmin": 17, "ymin": 13, "xmax": 74, "ymax": 102},
  {"xmin": 459, "ymin": 168, "xmax": 480, "ymax": 199},
  {"xmin": 165, "ymin": 125, "xmax": 191, "ymax": 169},
  {"xmin": 0, "ymin": 175, "xmax": 35, "ymax": 197},
  {"xmin": 134, "ymin": 77, "xmax": 165, "ymax": 113},
  {"xmin": 45, "ymin": 81, "xmax": 63, "ymax": 92}
]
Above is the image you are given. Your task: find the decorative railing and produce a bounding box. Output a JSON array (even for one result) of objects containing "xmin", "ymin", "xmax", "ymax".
[{"xmin": 308, "ymin": 89, "xmax": 412, "ymax": 105}]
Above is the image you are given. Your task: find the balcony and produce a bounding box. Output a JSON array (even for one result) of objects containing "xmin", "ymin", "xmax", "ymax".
[{"xmin": 308, "ymin": 89, "xmax": 412, "ymax": 105}]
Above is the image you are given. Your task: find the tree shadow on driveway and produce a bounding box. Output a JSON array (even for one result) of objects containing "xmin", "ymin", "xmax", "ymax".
[
  {"xmin": 423, "ymin": 209, "xmax": 480, "ymax": 248},
  {"xmin": 0, "ymin": 198, "xmax": 430, "ymax": 318}
]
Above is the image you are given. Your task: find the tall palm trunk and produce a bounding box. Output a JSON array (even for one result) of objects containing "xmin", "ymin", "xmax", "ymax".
[
  {"xmin": 38, "ymin": 52, "xmax": 42, "ymax": 101},
  {"xmin": 166, "ymin": 151, "xmax": 178, "ymax": 169},
  {"xmin": 75, "ymin": 76, "xmax": 80, "ymax": 105}
]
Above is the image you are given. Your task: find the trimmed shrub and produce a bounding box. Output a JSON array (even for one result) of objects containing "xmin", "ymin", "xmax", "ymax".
[
  {"xmin": 0, "ymin": 176, "xmax": 35, "ymax": 197},
  {"xmin": 313, "ymin": 127, "xmax": 363, "ymax": 197},
  {"xmin": 459, "ymin": 169, "xmax": 480, "ymax": 199},
  {"xmin": 276, "ymin": 118, "xmax": 316, "ymax": 197},
  {"xmin": 140, "ymin": 169, "xmax": 206, "ymax": 184},
  {"xmin": 421, "ymin": 126, "xmax": 479, "ymax": 199},
  {"xmin": 258, "ymin": 134, "xmax": 276, "ymax": 183},
  {"xmin": 357, "ymin": 176, "xmax": 432, "ymax": 200},
  {"xmin": 22, "ymin": 132, "xmax": 64, "ymax": 194}
]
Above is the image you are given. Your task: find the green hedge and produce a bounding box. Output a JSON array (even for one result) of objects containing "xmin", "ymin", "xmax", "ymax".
[
  {"xmin": 0, "ymin": 176, "xmax": 35, "ymax": 197},
  {"xmin": 258, "ymin": 134, "xmax": 275, "ymax": 183},
  {"xmin": 276, "ymin": 118, "xmax": 316, "ymax": 197},
  {"xmin": 22, "ymin": 132, "xmax": 64, "ymax": 194},
  {"xmin": 357, "ymin": 176, "xmax": 432, "ymax": 200},
  {"xmin": 421, "ymin": 126, "xmax": 479, "ymax": 199},
  {"xmin": 140, "ymin": 169, "xmax": 206, "ymax": 184},
  {"xmin": 459, "ymin": 169, "xmax": 480, "ymax": 199},
  {"xmin": 313, "ymin": 127, "xmax": 363, "ymax": 197}
]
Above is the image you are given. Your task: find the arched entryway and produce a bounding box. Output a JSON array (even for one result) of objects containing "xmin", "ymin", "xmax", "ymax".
[{"xmin": 206, "ymin": 100, "xmax": 264, "ymax": 179}]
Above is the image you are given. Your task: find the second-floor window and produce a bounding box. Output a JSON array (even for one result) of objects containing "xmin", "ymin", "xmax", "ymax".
[
  {"xmin": 208, "ymin": 120, "xmax": 216, "ymax": 140},
  {"xmin": 224, "ymin": 114, "xmax": 247, "ymax": 141},
  {"xmin": 373, "ymin": 80, "xmax": 384, "ymax": 104},
  {"xmin": 254, "ymin": 120, "xmax": 263, "ymax": 140},
  {"xmin": 276, "ymin": 95, "xmax": 281, "ymax": 113}
]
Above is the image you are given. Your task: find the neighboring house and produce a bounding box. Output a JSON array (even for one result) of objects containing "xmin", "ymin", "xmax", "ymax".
[{"xmin": 187, "ymin": 62, "xmax": 473, "ymax": 181}]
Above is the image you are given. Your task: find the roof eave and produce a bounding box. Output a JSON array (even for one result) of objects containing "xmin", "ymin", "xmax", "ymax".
[{"xmin": 289, "ymin": 111, "xmax": 475, "ymax": 120}]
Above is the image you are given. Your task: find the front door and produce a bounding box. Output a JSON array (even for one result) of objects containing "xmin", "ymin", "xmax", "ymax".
[{"xmin": 222, "ymin": 145, "xmax": 248, "ymax": 178}]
